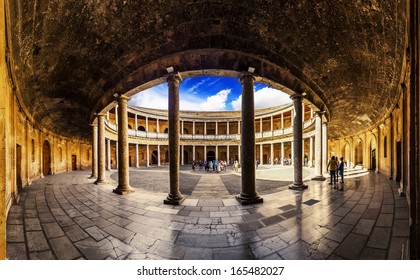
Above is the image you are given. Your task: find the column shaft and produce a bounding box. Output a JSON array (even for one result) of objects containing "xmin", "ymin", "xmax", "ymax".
[
  {"xmin": 322, "ymin": 123, "xmax": 328, "ymax": 174},
  {"xmin": 236, "ymin": 73, "xmax": 263, "ymax": 205},
  {"xmin": 95, "ymin": 115, "xmax": 106, "ymax": 184},
  {"xmin": 113, "ymin": 94, "xmax": 134, "ymax": 194},
  {"xmin": 281, "ymin": 142, "xmax": 285, "ymax": 165},
  {"xmin": 164, "ymin": 73, "xmax": 185, "ymax": 205},
  {"xmin": 289, "ymin": 93, "xmax": 308, "ymax": 190},
  {"xmin": 146, "ymin": 144, "xmax": 150, "ymax": 167},
  {"xmin": 106, "ymin": 139, "xmax": 111, "ymax": 170},
  {"xmin": 90, "ymin": 124, "xmax": 98, "ymax": 178},
  {"xmin": 270, "ymin": 143, "xmax": 274, "ymax": 165},
  {"xmin": 135, "ymin": 144, "xmax": 139, "ymax": 168}
]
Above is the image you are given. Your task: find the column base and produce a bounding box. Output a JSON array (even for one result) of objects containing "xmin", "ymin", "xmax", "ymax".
[
  {"xmin": 164, "ymin": 194, "xmax": 185, "ymax": 205},
  {"xmin": 311, "ymin": 176, "xmax": 326, "ymax": 181},
  {"xmin": 289, "ymin": 183, "xmax": 308, "ymax": 190},
  {"xmin": 89, "ymin": 174, "xmax": 97, "ymax": 179},
  {"xmin": 113, "ymin": 186, "xmax": 135, "ymax": 195},
  {"xmin": 94, "ymin": 179, "xmax": 107, "ymax": 185},
  {"xmin": 235, "ymin": 194, "xmax": 263, "ymax": 205}
]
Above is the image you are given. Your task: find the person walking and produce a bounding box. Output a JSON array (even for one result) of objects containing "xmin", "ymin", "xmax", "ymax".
[
  {"xmin": 327, "ymin": 156, "xmax": 338, "ymax": 186},
  {"xmin": 338, "ymin": 157, "xmax": 345, "ymax": 183},
  {"xmin": 234, "ymin": 160, "xmax": 239, "ymax": 172}
]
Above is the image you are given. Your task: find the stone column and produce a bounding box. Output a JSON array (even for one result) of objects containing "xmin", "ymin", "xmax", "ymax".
[
  {"xmin": 322, "ymin": 122, "xmax": 328, "ymax": 174},
  {"xmin": 227, "ymin": 121, "xmax": 230, "ymax": 135},
  {"xmin": 204, "ymin": 122, "xmax": 207, "ymax": 135},
  {"xmin": 259, "ymin": 144, "xmax": 263, "ymax": 165},
  {"xmin": 181, "ymin": 145, "xmax": 184, "ymax": 165},
  {"xmin": 135, "ymin": 114, "xmax": 138, "ymax": 131},
  {"xmin": 227, "ymin": 145, "xmax": 230, "ymax": 163},
  {"xmin": 215, "ymin": 121, "xmax": 218, "ymax": 135},
  {"xmin": 281, "ymin": 142, "xmax": 285, "ymax": 165},
  {"xmin": 260, "ymin": 118, "xmax": 263, "ymax": 133},
  {"xmin": 113, "ymin": 94, "xmax": 134, "ymax": 195},
  {"xmin": 238, "ymin": 121, "xmax": 241, "ymax": 134},
  {"xmin": 106, "ymin": 139, "xmax": 111, "ymax": 170},
  {"xmin": 164, "ymin": 73, "xmax": 185, "ymax": 205},
  {"xmin": 270, "ymin": 143, "xmax": 274, "ymax": 165},
  {"xmin": 309, "ymin": 136, "xmax": 313, "ymax": 168},
  {"xmin": 281, "ymin": 113, "xmax": 284, "ymax": 129},
  {"xmin": 135, "ymin": 144, "xmax": 139, "ymax": 168},
  {"xmin": 216, "ymin": 145, "xmax": 219, "ymax": 160},
  {"xmin": 238, "ymin": 144, "xmax": 241, "ymax": 164},
  {"xmin": 312, "ymin": 111, "xmax": 325, "ymax": 180},
  {"xmin": 90, "ymin": 124, "xmax": 98, "ymax": 178},
  {"xmin": 289, "ymin": 93, "xmax": 308, "ymax": 190},
  {"xmin": 95, "ymin": 114, "xmax": 106, "ymax": 184},
  {"xmin": 146, "ymin": 144, "xmax": 150, "ymax": 167},
  {"xmin": 193, "ymin": 145, "xmax": 196, "ymax": 161},
  {"xmin": 157, "ymin": 119, "xmax": 160, "ymax": 134},
  {"xmin": 204, "ymin": 146, "xmax": 207, "ymax": 161},
  {"xmin": 157, "ymin": 145, "xmax": 161, "ymax": 166},
  {"xmin": 146, "ymin": 116, "xmax": 149, "ymax": 132},
  {"xmin": 192, "ymin": 121, "xmax": 195, "ymax": 135},
  {"xmin": 181, "ymin": 121, "xmax": 184, "ymax": 135},
  {"xmin": 236, "ymin": 73, "xmax": 263, "ymax": 205}
]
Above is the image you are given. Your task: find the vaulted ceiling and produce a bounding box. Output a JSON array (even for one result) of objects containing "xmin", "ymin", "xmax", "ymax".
[{"xmin": 6, "ymin": 0, "xmax": 407, "ymax": 139}]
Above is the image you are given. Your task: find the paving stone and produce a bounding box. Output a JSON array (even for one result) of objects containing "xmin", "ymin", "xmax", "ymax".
[
  {"xmin": 360, "ymin": 247, "xmax": 387, "ymax": 260},
  {"xmin": 7, "ymin": 213, "xmax": 23, "ymax": 225},
  {"xmin": 38, "ymin": 212, "xmax": 56, "ymax": 223},
  {"xmin": 376, "ymin": 214, "xmax": 393, "ymax": 227},
  {"xmin": 29, "ymin": 250, "xmax": 56, "ymax": 260},
  {"xmin": 7, "ymin": 225, "xmax": 25, "ymax": 242},
  {"xmin": 26, "ymin": 231, "xmax": 50, "ymax": 252},
  {"xmin": 387, "ymin": 237, "xmax": 409, "ymax": 260},
  {"xmin": 213, "ymin": 245, "xmax": 254, "ymax": 259},
  {"xmin": 184, "ymin": 247, "xmax": 213, "ymax": 260},
  {"xmin": 64, "ymin": 224, "xmax": 90, "ymax": 242},
  {"xmin": 279, "ymin": 240, "xmax": 327, "ymax": 260},
  {"xmin": 325, "ymin": 223, "xmax": 353, "ymax": 243},
  {"xmin": 352, "ymin": 219, "xmax": 375, "ymax": 235},
  {"xmin": 49, "ymin": 236, "xmax": 82, "ymax": 259},
  {"xmin": 249, "ymin": 236, "xmax": 288, "ymax": 258},
  {"xmin": 339, "ymin": 212, "xmax": 362, "ymax": 226},
  {"xmin": 393, "ymin": 219, "xmax": 409, "ymax": 237},
  {"xmin": 152, "ymin": 241, "xmax": 186, "ymax": 260},
  {"xmin": 6, "ymin": 243, "xmax": 27, "ymax": 260},
  {"xmin": 103, "ymin": 224, "xmax": 135, "ymax": 241},
  {"xmin": 334, "ymin": 233, "xmax": 368, "ymax": 259},
  {"xmin": 227, "ymin": 231, "xmax": 261, "ymax": 246},
  {"xmin": 43, "ymin": 222, "xmax": 65, "ymax": 238},
  {"xmin": 367, "ymin": 227, "xmax": 392, "ymax": 249},
  {"xmin": 237, "ymin": 220, "xmax": 265, "ymax": 232},
  {"xmin": 73, "ymin": 216, "xmax": 95, "ymax": 229}
]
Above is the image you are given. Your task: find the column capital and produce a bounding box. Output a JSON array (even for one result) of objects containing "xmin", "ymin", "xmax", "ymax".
[
  {"xmin": 290, "ymin": 92, "xmax": 306, "ymax": 101},
  {"xmin": 239, "ymin": 73, "xmax": 255, "ymax": 84},
  {"xmin": 166, "ymin": 72, "xmax": 182, "ymax": 83},
  {"xmin": 114, "ymin": 93, "xmax": 131, "ymax": 101},
  {"xmin": 314, "ymin": 110, "xmax": 325, "ymax": 117}
]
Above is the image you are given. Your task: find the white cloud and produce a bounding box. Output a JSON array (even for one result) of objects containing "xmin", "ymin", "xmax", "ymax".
[
  {"xmin": 130, "ymin": 86, "xmax": 231, "ymax": 111},
  {"xmin": 231, "ymin": 87, "xmax": 291, "ymax": 110}
]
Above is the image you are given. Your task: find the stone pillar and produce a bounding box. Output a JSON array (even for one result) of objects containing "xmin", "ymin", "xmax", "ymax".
[
  {"xmin": 236, "ymin": 73, "xmax": 263, "ymax": 205},
  {"xmin": 181, "ymin": 121, "xmax": 184, "ymax": 135},
  {"xmin": 281, "ymin": 113, "xmax": 284, "ymax": 129},
  {"xmin": 216, "ymin": 145, "xmax": 219, "ymax": 160},
  {"xmin": 259, "ymin": 144, "xmax": 263, "ymax": 165},
  {"xmin": 157, "ymin": 118, "xmax": 160, "ymax": 134},
  {"xmin": 181, "ymin": 145, "xmax": 184, "ymax": 165},
  {"xmin": 374, "ymin": 127, "xmax": 380, "ymax": 173},
  {"xmin": 164, "ymin": 73, "xmax": 185, "ymax": 205},
  {"xmin": 90, "ymin": 124, "xmax": 98, "ymax": 178},
  {"xmin": 135, "ymin": 114, "xmax": 138, "ymax": 131},
  {"xmin": 204, "ymin": 146, "xmax": 207, "ymax": 161},
  {"xmin": 227, "ymin": 145, "xmax": 230, "ymax": 163},
  {"xmin": 227, "ymin": 121, "xmax": 230, "ymax": 135},
  {"xmin": 281, "ymin": 142, "xmax": 285, "ymax": 165},
  {"xmin": 95, "ymin": 114, "xmax": 106, "ymax": 184},
  {"xmin": 238, "ymin": 144, "xmax": 241, "ymax": 164},
  {"xmin": 260, "ymin": 118, "xmax": 263, "ymax": 133},
  {"xmin": 135, "ymin": 144, "xmax": 139, "ymax": 168},
  {"xmin": 204, "ymin": 122, "xmax": 207, "ymax": 135},
  {"xmin": 157, "ymin": 145, "xmax": 161, "ymax": 166},
  {"xmin": 113, "ymin": 94, "xmax": 134, "ymax": 195},
  {"xmin": 115, "ymin": 141, "xmax": 119, "ymax": 169},
  {"xmin": 146, "ymin": 116, "xmax": 149, "ymax": 132},
  {"xmin": 193, "ymin": 145, "xmax": 196, "ymax": 161},
  {"xmin": 106, "ymin": 139, "xmax": 111, "ymax": 170},
  {"xmin": 270, "ymin": 116, "xmax": 273, "ymax": 131},
  {"xmin": 193, "ymin": 121, "xmax": 195, "ymax": 135},
  {"xmin": 216, "ymin": 121, "xmax": 218, "ymax": 135},
  {"xmin": 238, "ymin": 121, "xmax": 241, "ymax": 134},
  {"xmin": 270, "ymin": 143, "xmax": 274, "ymax": 165},
  {"xmin": 146, "ymin": 144, "xmax": 150, "ymax": 167},
  {"xmin": 309, "ymin": 136, "xmax": 313, "ymax": 168},
  {"xmin": 289, "ymin": 93, "xmax": 308, "ymax": 190},
  {"xmin": 115, "ymin": 105, "xmax": 118, "ymax": 125},
  {"xmin": 322, "ymin": 122, "xmax": 328, "ymax": 174},
  {"xmin": 312, "ymin": 111, "xmax": 325, "ymax": 180}
]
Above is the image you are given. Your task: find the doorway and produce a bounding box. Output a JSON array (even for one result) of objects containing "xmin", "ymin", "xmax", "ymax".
[
  {"xmin": 184, "ymin": 150, "xmax": 189, "ymax": 164},
  {"xmin": 371, "ymin": 149, "xmax": 376, "ymax": 170},
  {"xmin": 152, "ymin": 150, "xmax": 158, "ymax": 164},
  {"xmin": 43, "ymin": 140, "xmax": 51, "ymax": 175},
  {"xmin": 71, "ymin": 155, "xmax": 77, "ymax": 171},
  {"xmin": 207, "ymin": 151, "xmax": 215, "ymax": 162},
  {"xmin": 16, "ymin": 144, "xmax": 22, "ymax": 188}
]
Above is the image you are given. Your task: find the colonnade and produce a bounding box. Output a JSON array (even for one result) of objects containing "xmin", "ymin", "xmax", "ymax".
[{"xmin": 91, "ymin": 73, "xmax": 328, "ymax": 205}]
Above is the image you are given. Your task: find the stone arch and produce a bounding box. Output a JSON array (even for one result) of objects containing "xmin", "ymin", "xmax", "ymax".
[
  {"xmin": 164, "ymin": 128, "xmax": 169, "ymax": 133},
  {"xmin": 354, "ymin": 138, "xmax": 363, "ymax": 166},
  {"xmin": 138, "ymin": 126, "xmax": 146, "ymax": 131},
  {"xmin": 341, "ymin": 141, "xmax": 351, "ymax": 167},
  {"xmin": 42, "ymin": 140, "xmax": 51, "ymax": 175}
]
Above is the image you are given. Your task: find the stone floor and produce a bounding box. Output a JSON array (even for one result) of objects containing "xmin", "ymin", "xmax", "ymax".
[{"xmin": 6, "ymin": 165, "xmax": 409, "ymax": 260}]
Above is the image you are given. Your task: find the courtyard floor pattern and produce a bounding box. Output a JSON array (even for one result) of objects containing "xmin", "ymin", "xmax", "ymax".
[{"xmin": 6, "ymin": 167, "xmax": 409, "ymax": 260}]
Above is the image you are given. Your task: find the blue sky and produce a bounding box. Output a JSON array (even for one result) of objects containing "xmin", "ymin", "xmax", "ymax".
[{"xmin": 129, "ymin": 76, "xmax": 292, "ymax": 111}]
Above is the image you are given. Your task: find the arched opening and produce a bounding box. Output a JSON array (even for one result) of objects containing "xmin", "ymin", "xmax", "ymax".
[
  {"xmin": 354, "ymin": 139, "xmax": 363, "ymax": 167},
  {"xmin": 184, "ymin": 150, "xmax": 189, "ymax": 164},
  {"xmin": 138, "ymin": 126, "xmax": 146, "ymax": 131},
  {"xmin": 164, "ymin": 128, "xmax": 169, "ymax": 133},
  {"xmin": 370, "ymin": 137, "xmax": 377, "ymax": 170},
  {"xmin": 43, "ymin": 140, "xmax": 51, "ymax": 175},
  {"xmin": 207, "ymin": 151, "xmax": 215, "ymax": 162},
  {"xmin": 128, "ymin": 124, "xmax": 132, "ymax": 129},
  {"xmin": 341, "ymin": 142, "xmax": 350, "ymax": 167},
  {"xmin": 183, "ymin": 128, "xmax": 189, "ymax": 134}
]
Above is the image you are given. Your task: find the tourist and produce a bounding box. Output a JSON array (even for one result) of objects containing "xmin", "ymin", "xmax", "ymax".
[
  {"xmin": 192, "ymin": 160, "xmax": 195, "ymax": 171},
  {"xmin": 338, "ymin": 157, "xmax": 345, "ymax": 183},
  {"xmin": 208, "ymin": 160, "xmax": 213, "ymax": 172},
  {"xmin": 234, "ymin": 160, "xmax": 239, "ymax": 172},
  {"xmin": 327, "ymin": 156, "xmax": 338, "ymax": 186},
  {"xmin": 256, "ymin": 159, "xmax": 259, "ymax": 169}
]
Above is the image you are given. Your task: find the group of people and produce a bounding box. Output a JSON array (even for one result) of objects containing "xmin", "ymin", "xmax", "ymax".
[
  {"xmin": 191, "ymin": 159, "xmax": 228, "ymax": 173},
  {"xmin": 327, "ymin": 156, "xmax": 345, "ymax": 187}
]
